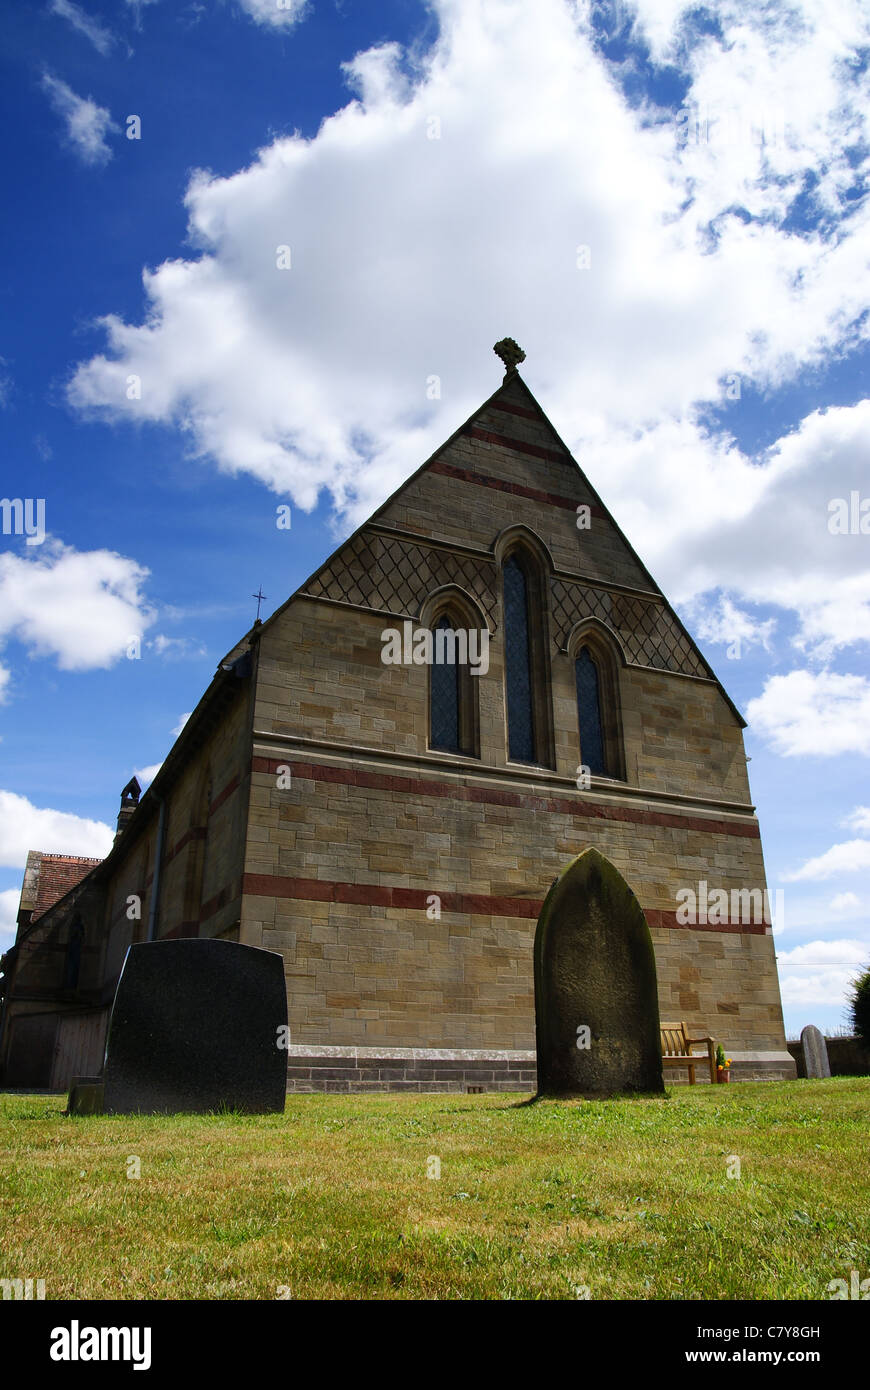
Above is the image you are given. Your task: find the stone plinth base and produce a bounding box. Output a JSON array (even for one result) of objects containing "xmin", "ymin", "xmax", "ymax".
[
  {"xmin": 662, "ymin": 1051, "xmax": 796, "ymax": 1084},
  {"xmin": 727, "ymin": 1051, "xmax": 797, "ymax": 1082},
  {"xmin": 284, "ymin": 1045, "xmax": 536, "ymax": 1093},
  {"xmin": 283, "ymin": 1046, "xmax": 795, "ymax": 1092}
]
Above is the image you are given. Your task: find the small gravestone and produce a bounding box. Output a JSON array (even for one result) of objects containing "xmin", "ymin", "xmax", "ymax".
[
  {"xmin": 800, "ymin": 1024, "xmax": 831, "ymax": 1079},
  {"xmin": 98, "ymin": 939, "xmax": 287, "ymax": 1114},
  {"xmin": 534, "ymin": 847, "xmax": 664, "ymax": 1096}
]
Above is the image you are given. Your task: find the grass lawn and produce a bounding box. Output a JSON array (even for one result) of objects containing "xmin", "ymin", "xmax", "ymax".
[{"xmin": 1, "ymin": 1078, "xmax": 867, "ymax": 1301}]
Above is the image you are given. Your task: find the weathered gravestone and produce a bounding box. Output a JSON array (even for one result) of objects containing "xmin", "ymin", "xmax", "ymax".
[
  {"xmin": 534, "ymin": 847, "xmax": 664, "ymax": 1096},
  {"xmin": 800, "ymin": 1023, "xmax": 831, "ymax": 1080},
  {"xmin": 98, "ymin": 939, "xmax": 288, "ymax": 1114}
]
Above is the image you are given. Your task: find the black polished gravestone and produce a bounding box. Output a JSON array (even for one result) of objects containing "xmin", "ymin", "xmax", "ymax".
[
  {"xmin": 99, "ymin": 939, "xmax": 288, "ymax": 1114},
  {"xmin": 534, "ymin": 847, "xmax": 664, "ymax": 1097}
]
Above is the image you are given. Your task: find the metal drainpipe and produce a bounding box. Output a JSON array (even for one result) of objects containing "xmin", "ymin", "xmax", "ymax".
[{"xmin": 146, "ymin": 793, "xmax": 166, "ymax": 943}]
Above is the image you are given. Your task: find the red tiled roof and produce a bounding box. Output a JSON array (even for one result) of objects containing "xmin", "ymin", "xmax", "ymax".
[{"xmin": 30, "ymin": 853, "xmax": 103, "ymax": 921}]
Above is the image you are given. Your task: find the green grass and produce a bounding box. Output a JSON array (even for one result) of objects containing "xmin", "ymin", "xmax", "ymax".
[{"xmin": 1, "ymin": 1079, "xmax": 867, "ymax": 1300}]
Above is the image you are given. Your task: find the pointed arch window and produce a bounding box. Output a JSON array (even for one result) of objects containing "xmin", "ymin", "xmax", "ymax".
[
  {"xmin": 571, "ymin": 630, "xmax": 624, "ymax": 781},
  {"xmin": 426, "ymin": 604, "xmax": 481, "ymax": 758},
  {"xmin": 503, "ymin": 556, "xmax": 536, "ymax": 763},
  {"xmin": 430, "ymin": 615, "xmax": 461, "ymax": 753},
  {"xmin": 575, "ymin": 646, "xmax": 606, "ymax": 776}
]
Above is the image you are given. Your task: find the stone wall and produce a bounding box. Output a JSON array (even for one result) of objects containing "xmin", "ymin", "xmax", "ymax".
[
  {"xmin": 100, "ymin": 671, "xmax": 254, "ymax": 968},
  {"xmin": 154, "ymin": 683, "xmax": 253, "ymax": 942},
  {"xmin": 0, "ymin": 868, "xmax": 111, "ymax": 1089},
  {"xmin": 252, "ymin": 598, "xmax": 750, "ymax": 803},
  {"xmin": 1, "ymin": 669, "xmax": 254, "ymax": 1090},
  {"xmin": 242, "ymin": 742, "xmax": 787, "ymax": 1062},
  {"xmin": 787, "ymin": 1037, "xmax": 870, "ymax": 1077}
]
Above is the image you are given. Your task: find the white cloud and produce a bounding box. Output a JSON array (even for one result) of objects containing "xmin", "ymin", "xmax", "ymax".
[
  {"xmin": 124, "ymin": 0, "xmax": 160, "ymax": 22},
  {"xmin": 134, "ymin": 711, "xmax": 191, "ymax": 786},
  {"xmin": 637, "ymin": 402, "xmax": 870, "ymax": 659},
  {"xmin": 746, "ymin": 670, "xmax": 870, "ymax": 758},
  {"xmin": 121, "ymin": 0, "xmax": 307, "ymax": 27},
  {"xmin": 785, "ymin": 840, "xmax": 870, "ymax": 882},
  {"xmin": 779, "ymin": 967, "xmax": 863, "ymax": 1009},
  {"xmin": 776, "ymin": 937, "xmax": 868, "ymax": 1007},
  {"xmin": 171, "ymin": 711, "xmax": 192, "ymax": 737},
  {"xmin": 63, "ymin": 0, "xmax": 870, "ymax": 664},
  {"xmin": 49, "ymin": 0, "xmax": 115, "ymax": 54},
  {"xmin": 682, "ymin": 594, "xmax": 775, "ymax": 657},
  {"xmin": 149, "ymin": 634, "xmax": 207, "ymax": 659},
  {"xmin": 660, "ymin": 403, "xmax": 870, "ymax": 659},
  {"xmin": 0, "ymin": 539, "xmax": 155, "ymax": 673},
  {"xmin": 830, "ymin": 891, "xmax": 861, "ymax": 912},
  {"xmin": 843, "ymin": 806, "xmax": 870, "ymax": 833},
  {"xmin": 0, "ymin": 791, "xmax": 113, "ymax": 870},
  {"xmin": 41, "ymin": 73, "xmax": 117, "ymax": 166},
  {"xmin": 237, "ymin": 0, "xmax": 308, "ymax": 29},
  {"xmin": 125, "ymin": 0, "xmax": 300, "ymax": 25},
  {"xmin": 0, "ymin": 886, "xmax": 19, "ymax": 952},
  {"xmin": 633, "ymin": 0, "xmax": 870, "ymax": 227},
  {"xmin": 778, "ymin": 938, "xmax": 867, "ymax": 967}
]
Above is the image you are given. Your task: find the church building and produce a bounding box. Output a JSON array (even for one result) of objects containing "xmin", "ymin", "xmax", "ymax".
[{"xmin": 0, "ymin": 341, "xmax": 794, "ymax": 1091}]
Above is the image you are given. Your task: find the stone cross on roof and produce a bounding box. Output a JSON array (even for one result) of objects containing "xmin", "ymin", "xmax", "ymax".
[{"xmin": 493, "ymin": 337, "xmax": 526, "ymax": 375}]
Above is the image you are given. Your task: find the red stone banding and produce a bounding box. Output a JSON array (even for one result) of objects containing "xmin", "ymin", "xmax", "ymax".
[
  {"xmin": 464, "ymin": 425, "xmax": 571, "ymax": 465},
  {"xmin": 208, "ymin": 772, "xmax": 241, "ymax": 816},
  {"xmin": 240, "ymin": 872, "xmax": 767, "ymax": 934},
  {"xmin": 488, "ymin": 400, "xmax": 542, "ymax": 421},
  {"xmin": 430, "ymin": 458, "xmax": 603, "ymax": 517},
  {"xmin": 160, "ymin": 772, "xmax": 242, "ymax": 867},
  {"xmin": 161, "ymin": 824, "xmax": 207, "ymax": 867}
]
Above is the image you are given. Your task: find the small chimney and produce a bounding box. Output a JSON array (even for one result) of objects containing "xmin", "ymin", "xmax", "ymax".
[{"xmin": 116, "ymin": 777, "xmax": 141, "ymax": 839}]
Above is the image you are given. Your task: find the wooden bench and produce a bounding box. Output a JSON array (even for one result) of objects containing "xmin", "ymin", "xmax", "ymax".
[{"xmin": 660, "ymin": 1021, "xmax": 717, "ymax": 1084}]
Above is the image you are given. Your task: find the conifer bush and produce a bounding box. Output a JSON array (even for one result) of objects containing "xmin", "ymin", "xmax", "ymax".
[{"xmin": 848, "ymin": 964, "xmax": 870, "ymax": 1050}]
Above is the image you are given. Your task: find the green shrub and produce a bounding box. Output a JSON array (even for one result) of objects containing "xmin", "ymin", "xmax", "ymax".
[{"xmin": 848, "ymin": 965, "xmax": 870, "ymax": 1049}]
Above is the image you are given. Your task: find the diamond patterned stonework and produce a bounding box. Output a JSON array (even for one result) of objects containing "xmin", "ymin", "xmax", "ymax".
[
  {"xmin": 549, "ymin": 578, "xmax": 711, "ymax": 678},
  {"xmin": 305, "ymin": 531, "xmax": 713, "ymax": 680},
  {"xmin": 305, "ymin": 530, "xmax": 499, "ymax": 629}
]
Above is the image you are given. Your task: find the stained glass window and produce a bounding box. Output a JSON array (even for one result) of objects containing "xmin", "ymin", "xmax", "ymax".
[
  {"xmin": 504, "ymin": 556, "xmax": 536, "ymax": 762},
  {"xmin": 430, "ymin": 615, "xmax": 461, "ymax": 752},
  {"xmin": 575, "ymin": 646, "xmax": 606, "ymax": 776}
]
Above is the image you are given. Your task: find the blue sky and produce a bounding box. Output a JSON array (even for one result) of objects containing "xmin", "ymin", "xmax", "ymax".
[{"xmin": 1, "ymin": 0, "xmax": 869, "ymax": 1039}]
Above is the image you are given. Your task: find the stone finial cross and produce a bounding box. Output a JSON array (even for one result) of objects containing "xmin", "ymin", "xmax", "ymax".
[{"xmin": 493, "ymin": 337, "xmax": 526, "ymax": 375}]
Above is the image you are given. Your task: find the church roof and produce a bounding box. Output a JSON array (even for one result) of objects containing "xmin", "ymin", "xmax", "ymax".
[{"xmin": 19, "ymin": 851, "xmax": 104, "ymax": 924}]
